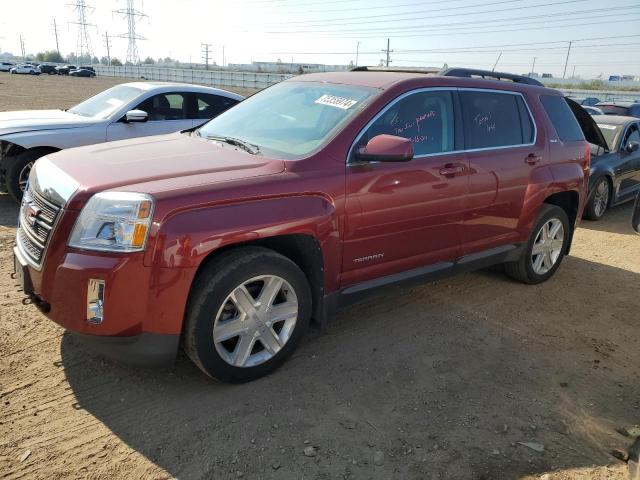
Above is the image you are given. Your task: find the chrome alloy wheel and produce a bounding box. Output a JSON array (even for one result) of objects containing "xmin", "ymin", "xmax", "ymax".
[
  {"xmin": 18, "ymin": 161, "xmax": 34, "ymax": 193},
  {"xmin": 593, "ymin": 181, "xmax": 609, "ymax": 218},
  {"xmin": 531, "ymin": 218, "xmax": 564, "ymax": 275},
  {"xmin": 213, "ymin": 275, "xmax": 299, "ymax": 368}
]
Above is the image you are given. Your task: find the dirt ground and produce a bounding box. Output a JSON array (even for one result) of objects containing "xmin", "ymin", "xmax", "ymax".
[{"xmin": 1, "ymin": 74, "xmax": 639, "ymax": 480}]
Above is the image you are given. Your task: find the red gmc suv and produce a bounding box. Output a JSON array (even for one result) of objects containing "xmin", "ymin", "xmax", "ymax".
[{"xmin": 13, "ymin": 68, "xmax": 607, "ymax": 382}]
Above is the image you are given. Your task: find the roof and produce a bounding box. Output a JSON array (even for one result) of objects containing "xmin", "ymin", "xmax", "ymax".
[
  {"xmin": 287, "ymin": 70, "xmax": 552, "ymax": 93},
  {"xmin": 593, "ymin": 115, "xmax": 638, "ymax": 125},
  {"xmin": 118, "ymin": 82, "xmax": 244, "ymax": 99}
]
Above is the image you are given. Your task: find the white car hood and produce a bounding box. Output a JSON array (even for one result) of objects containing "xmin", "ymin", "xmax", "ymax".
[{"xmin": 0, "ymin": 110, "xmax": 98, "ymax": 136}]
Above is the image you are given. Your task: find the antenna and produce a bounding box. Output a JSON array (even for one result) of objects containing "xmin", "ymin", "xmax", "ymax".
[
  {"xmin": 114, "ymin": 0, "xmax": 147, "ymax": 64},
  {"xmin": 68, "ymin": 0, "xmax": 95, "ymax": 60}
]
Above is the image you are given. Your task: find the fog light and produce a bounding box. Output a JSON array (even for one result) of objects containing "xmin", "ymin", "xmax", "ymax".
[{"xmin": 87, "ymin": 279, "xmax": 105, "ymax": 325}]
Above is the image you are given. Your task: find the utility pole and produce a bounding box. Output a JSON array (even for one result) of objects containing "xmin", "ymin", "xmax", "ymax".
[
  {"xmin": 222, "ymin": 45, "xmax": 225, "ymax": 67},
  {"xmin": 492, "ymin": 52, "xmax": 502, "ymax": 71},
  {"xmin": 52, "ymin": 19, "xmax": 60, "ymax": 54},
  {"xmin": 103, "ymin": 32, "xmax": 111, "ymax": 65},
  {"xmin": 382, "ymin": 38, "xmax": 393, "ymax": 67},
  {"xmin": 571, "ymin": 65, "xmax": 576, "ymax": 78},
  {"xmin": 562, "ymin": 41, "xmax": 572, "ymax": 79},
  {"xmin": 19, "ymin": 35, "xmax": 26, "ymax": 59},
  {"xmin": 201, "ymin": 43, "xmax": 212, "ymax": 70},
  {"xmin": 531, "ymin": 56, "xmax": 536, "ymax": 74},
  {"xmin": 355, "ymin": 41, "xmax": 360, "ymax": 67}
]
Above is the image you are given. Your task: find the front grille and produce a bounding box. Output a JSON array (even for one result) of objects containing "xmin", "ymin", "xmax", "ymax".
[{"xmin": 17, "ymin": 186, "xmax": 62, "ymax": 266}]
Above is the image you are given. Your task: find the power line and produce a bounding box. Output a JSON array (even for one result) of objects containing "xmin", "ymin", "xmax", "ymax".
[
  {"xmin": 114, "ymin": 0, "xmax": 147, "ymax": 64},
  {"xmin": 259, "ymin": 0, "xmax": 587, "ymax": 28},
  {"xmin": 270, "ymin": 6, "xmax": 640, "ymax": 35}
]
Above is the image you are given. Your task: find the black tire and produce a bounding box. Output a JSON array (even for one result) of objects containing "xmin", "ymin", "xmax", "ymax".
[
  {"xmin": 184, "ymin": 247, "xmax": 311, "ymax": 383},
  {"xmin": 505, "ymin": 204, "xmax": 570, "ymax": 284},
  {"xmin": 584, "ymin": 177, "xmax": 610, "ymax": 221},
  {"xmin": 6, "ymin": 150, "xmax": 49, "ymax": 202}
]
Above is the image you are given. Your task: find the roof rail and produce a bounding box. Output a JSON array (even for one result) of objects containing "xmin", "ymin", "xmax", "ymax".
[
  {"xmin": 439, "ymin": 68, "xmax": 544, "ymax": 86},
  {"xmin": 350, "ymin": 66, "xmax": 441, "ymax": 74}
]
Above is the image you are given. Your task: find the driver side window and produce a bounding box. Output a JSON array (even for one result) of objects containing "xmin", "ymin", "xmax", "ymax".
[
  {"xmin": 357, "ymin": 90, "xmax": 455, "ymax": 156},
  {"xmin": 135, "ymin": 93, "xmax": 188, "ymax": 121}
]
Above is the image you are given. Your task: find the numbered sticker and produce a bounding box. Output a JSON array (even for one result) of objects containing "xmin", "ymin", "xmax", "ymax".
[{"xmin": 315, "ymin": 94, "xmax": 358, "ymax": 110}]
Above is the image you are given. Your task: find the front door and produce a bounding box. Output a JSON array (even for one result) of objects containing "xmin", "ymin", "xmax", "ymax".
[
  {"xmin": 342, "ymin": 89, "xmax": 467, "ymax": 286},
  {"xmin": 616, "ymin": 122, "xmax": 640, "ymax": 200},
  {"xmin": 106, "ymin": 92, "xmax": 195, "ymax": 141}
]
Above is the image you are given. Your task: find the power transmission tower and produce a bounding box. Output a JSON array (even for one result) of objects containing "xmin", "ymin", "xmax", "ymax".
[
  {"xmin": 201, "ymin": 43, "xmax": 212, "ymax": 70},
  {"xmin": 103, "ymin": 32, "xmax": 112, "ymax": 65},
  {"xmin": 68, "ymin": 0, "xmax": 95, "ymax": 60},
  {"xmin": 114, "ymin": 0, "xmax": 147, "ymax": 64},
  {"xmin": 382, "ymin": 38, "xmax": 393, "ymax": 67},
  {"xmin": 52, "ymin": 19, "xmax": 60, "ymax": 54}
]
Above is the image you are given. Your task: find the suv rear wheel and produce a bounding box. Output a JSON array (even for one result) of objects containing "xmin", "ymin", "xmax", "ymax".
[
  {"xmin": 184, "ymin": 247, "xmax": 311, "ymax": 383},
  {"xmin": 505, "ymin": 204, "xmax": 570, "ymax": 284}
]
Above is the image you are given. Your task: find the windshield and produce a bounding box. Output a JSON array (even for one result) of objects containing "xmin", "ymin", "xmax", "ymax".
[
  {"xmin": 595, "ymin": 122, "xmax": 622, "ymax": 150},
  {"xmin": 69, "ymin": 85, "xmax": 144, "ymax": 119},
  {"xmin": 197, "ymin": 81, "xmax": 379, "ymax": 159}
]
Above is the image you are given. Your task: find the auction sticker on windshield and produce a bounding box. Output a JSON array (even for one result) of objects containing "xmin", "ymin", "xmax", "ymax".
[{"xmin": 315, "ymin": 94, "xmax": 358, "ymax": 110}]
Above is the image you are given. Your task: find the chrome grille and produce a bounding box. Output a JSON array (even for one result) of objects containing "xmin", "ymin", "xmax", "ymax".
[{"xmin": 17, "ymin": 186, "xmax": 62, "ymax": 266}]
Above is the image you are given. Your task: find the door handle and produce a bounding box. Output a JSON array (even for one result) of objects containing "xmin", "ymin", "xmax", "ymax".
[
  {"xmin": 438, "ymin": 163, "xmax": 465, "ymax": 177},
  {"xmin": 525, "ymin": 154, "xmax": 542, "ymax": 165}
]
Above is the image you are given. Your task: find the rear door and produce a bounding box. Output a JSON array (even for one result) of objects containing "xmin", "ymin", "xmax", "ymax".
[
  {"xmin": 106, "ymin": 92, "xmax": 194, "ymax": 141},
  {"xmin": 460, "ymin": 89, "xmax": 542, "ymax": 255}
]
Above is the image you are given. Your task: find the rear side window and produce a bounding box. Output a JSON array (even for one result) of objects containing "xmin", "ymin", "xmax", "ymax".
[
  {"xmin": 195, "ymin": 93, "xmax": 239, "ymax": 119},
  {"xmin": 540, "ymin": 95, "xmax": 585, "ymax": 142},
  {"xmin": 461, "ymin": 91, "xmax": 531, "ymax": 149}
]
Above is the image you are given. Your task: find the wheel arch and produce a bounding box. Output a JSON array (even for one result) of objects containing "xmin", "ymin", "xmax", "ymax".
[
  {"xmin": 543, "ymin": 190, "xmax": 579, "ymax": 254},
  {"xmin": 189, "ymin": 234, "xmax": 326, "ymax": 324}
]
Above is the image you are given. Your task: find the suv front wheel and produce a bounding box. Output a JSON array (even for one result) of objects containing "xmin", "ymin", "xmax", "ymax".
[
  {"xmin": 184, "ymin": 247, "xmax": 311, "ymax": 383},
  {"xmin": 505, "ymin": 204, "xmax": 570, "ymax": 284}
]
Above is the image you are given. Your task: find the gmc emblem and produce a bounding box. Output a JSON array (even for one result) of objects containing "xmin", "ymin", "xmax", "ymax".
[{"xmin": 23, "ymin": 203, "xmax": 41, "ymax": 227}]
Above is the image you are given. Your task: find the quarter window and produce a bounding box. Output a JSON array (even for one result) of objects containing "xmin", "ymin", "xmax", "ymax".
[
  {"xmin": 357, "ymin": 90, "xmax": 455, "ymax": 156},
  {"xmin": 540, "ymin": 95, "xmax": 585, "ymax": 142},
  {"xmin": 461, "ymin": 91, "xmax": 531, "ymax": 149}
]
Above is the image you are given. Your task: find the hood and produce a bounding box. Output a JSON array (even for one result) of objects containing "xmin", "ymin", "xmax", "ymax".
[
  {"xmin": 565, "ymin": 98, "xmax": 608, "ymax": 150},
  {"xmin": 0, "ymin": 109, "xmax": 96, "ymax": 136},
  {"xmin": 47, "ymin": 133, "xmax": 285, "ymax": 204}
]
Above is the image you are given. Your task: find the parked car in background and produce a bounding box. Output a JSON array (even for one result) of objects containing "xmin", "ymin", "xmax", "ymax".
[
  {"xmin": 70, "ymin": 68, "xmax": 96, "ymax": 78},
  {"xmin": 55, "ymin": 65, "xmax": 77, "ymax": 75},
  {"xmin": 11, "ymin": 68, "xmax": 607, "ymax": 382},
  {"xmin": 79, "ymin": 65, "xmax": 95, "ymax": 72},
  {"xmin": 570, "ymin": 96, "xmax": 601, "ymax": 106},
  {"xmin": 596, "ymin": 101, "xmax": 640, "ymax": 118},
  {"xmin": 0, "ymin": 82, "xmax": 243, "ymax": 201},
  {"xmin": 37, "ymin": 64, "xmax": 58, "ymax": 75},
  {"xmin": 583, "ymin": 106, "xmax": 604, "ymax": 116},
  {"xmin": 584, "ymin": 115, "xmax": 640, "ymax": 220},
  {"xmin": 10, "ymin": 64, "xmax": 39, "ymax": 75},
  {"xmin": 0, "ymin": 62, "xmax": 16, "ymax": 72}
]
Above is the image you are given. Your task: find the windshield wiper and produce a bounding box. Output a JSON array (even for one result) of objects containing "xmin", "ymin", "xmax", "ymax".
[{"xmin": 203, "ymin": 135, "xmax": 261, "ymax": 155}]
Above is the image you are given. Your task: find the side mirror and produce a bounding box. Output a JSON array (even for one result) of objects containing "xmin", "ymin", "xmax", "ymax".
[
  {"xmin": 626, "ymin": 141, "xmax": 640, "ymax": 154},
  {"xmin": 633, "ymin": 192, "xmax": 640, "ymax": 234},
  {"xmin": 354, "ymin": 134, "xmax": 414, "ymax": 162},
  {"xmin": 124, "ymin": 109, "xmax": 148, "ymax": 123}
]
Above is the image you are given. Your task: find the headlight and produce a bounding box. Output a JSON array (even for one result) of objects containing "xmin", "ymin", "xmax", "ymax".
[{"xmin": 69, "ymin": 192, "xmax": 154, "ymax": 252}]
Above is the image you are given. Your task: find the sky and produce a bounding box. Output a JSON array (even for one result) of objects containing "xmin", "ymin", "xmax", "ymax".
[{"xmin": 1, "ymin": 0, "xmax": 639, "ymax": 78}]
